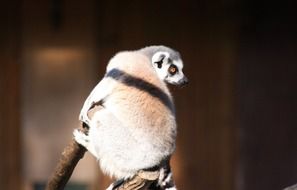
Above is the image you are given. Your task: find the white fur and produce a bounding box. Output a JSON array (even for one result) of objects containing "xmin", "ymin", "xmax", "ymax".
[
  {"xmin": 75, "ymin": 46, "xmax": 185, "ymax": 181},
  {"xmin": 168, "ymin": 59, "xmax": 185, "ymax": 83},
  {"xmin": 152, "ymin": 51, "xmax": 170, "ymax": 79},
  {"xmin": 151, "ymin": 51, "xmax": 186, "ymax": 85},
  {"xmin": 165, "ymin": 187, "xmax": 177, "ymax": 190}
]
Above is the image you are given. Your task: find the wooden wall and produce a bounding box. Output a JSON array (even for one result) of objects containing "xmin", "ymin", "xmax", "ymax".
[
  {"xmin": 0, "ymin": 0, "xmax": 238, "ymax": 190},
  {"xmin": 21, "ymin": 0, "xmax": 99, "ymax": 187},
  {"xmin": 0, "ymin": 1, "xmax": 21, "ymax": 190},
  {"xmin": 2, "ymin": 0, "xmax": 296, "ymax": 190},
  {"xmin": 237, "ymin": 1, "xmax": 297, "ymax": 189}
]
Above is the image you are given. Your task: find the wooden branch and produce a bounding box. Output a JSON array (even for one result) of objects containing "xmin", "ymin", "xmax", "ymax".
[
  {"xmin": 46, "ymin": 122, "xmax": 159, "ymax": 190},
  {"xmin": 114, "ymin": 170, "xmax": 159, "ymax": 190},
  {"xmin": 45, "ymin": 123, "xmax": 89, "ymax": 190}
]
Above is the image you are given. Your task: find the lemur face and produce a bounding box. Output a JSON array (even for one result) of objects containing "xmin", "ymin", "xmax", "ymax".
[{"xmin": 152, "ymin": 51, "xmax": 188, "ymax": 86}]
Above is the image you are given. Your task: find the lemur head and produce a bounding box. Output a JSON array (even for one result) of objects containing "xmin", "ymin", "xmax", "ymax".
[{"xmin": 140, "ymin": 45, "xmax": 188, "ymax": 86}]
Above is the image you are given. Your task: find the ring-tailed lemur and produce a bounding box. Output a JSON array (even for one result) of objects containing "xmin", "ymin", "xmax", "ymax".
[{"xmin": 74, "ymin": 45, "xmax": 188, "ymax": 190}]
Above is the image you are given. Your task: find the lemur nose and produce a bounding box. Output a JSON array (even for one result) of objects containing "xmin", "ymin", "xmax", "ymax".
[
  {"xmin": 179, "ymin": 76, "xmax": 189, "ymax": 86},
  {"xmin": 183, "ymin": 76, "xmax": 189, "ymax": 85}
]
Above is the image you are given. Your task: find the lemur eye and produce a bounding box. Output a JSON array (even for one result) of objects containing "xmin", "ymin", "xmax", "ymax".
[{"xmin": 168, "ymin": 64, "xmax": 178, "ymax": 75}]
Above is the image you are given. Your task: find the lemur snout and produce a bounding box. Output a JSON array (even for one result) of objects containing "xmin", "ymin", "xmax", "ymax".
[{"xmin": 178, "ymin": 76, "xmax": 189, "ymax": 86}]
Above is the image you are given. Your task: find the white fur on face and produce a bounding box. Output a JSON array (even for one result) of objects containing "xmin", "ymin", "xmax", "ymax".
[
  {"xmin": 165, "ymin": 59, "xmax": 185, "ymax": 85},
  {"xmin": 152, "ymin": 51, "xmax": 170, "ymax": 79},
  {"xmin": 152, "ymin": 51, "xmax": 186, "ymax": 86}
]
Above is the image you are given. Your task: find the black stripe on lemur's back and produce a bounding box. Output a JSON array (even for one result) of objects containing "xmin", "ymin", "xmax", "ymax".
[{"xmin": 105, "ymin": 68, "xmax": 175, "ymax": 116}]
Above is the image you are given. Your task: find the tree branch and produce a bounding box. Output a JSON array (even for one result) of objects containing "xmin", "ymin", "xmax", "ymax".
[
  {"xmin": 45, "ymin": 123, "xmax": 89, "ymax": 190},
  {"xmin": 45, "ymin": 123, "xmax": 159, "ymax": 190}
]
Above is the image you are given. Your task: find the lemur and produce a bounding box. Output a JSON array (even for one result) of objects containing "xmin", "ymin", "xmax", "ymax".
[{"xmin": 74, "ymin": 45, "xmax": 188, "ymax": 190}]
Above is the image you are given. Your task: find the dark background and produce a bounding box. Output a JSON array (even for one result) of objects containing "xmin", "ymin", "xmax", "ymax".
[{"xmin": 1, "ymin": 0, "xmax": 296, "ymax": 190}]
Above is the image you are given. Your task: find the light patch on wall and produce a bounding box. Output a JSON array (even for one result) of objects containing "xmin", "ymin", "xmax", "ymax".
[
  {"xmin": 32, "ymin": 47, "xmax": 90, "ymax": 77},
  {"xmin": 34, "ymin": 48, "xmax": 87, "ymax": 65},
  {"xmin": 22, "ymin": 46, "xmax": 98, "ymax": 185}
]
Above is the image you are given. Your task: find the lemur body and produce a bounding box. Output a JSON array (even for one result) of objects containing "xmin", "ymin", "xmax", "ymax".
[{"xmin": 74, "ymin": 46, "xmax": 188, "ymax": 189}]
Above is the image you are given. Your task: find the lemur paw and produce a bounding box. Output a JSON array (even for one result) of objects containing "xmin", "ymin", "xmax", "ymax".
[{"xmin": 73, "ymin": 129, "xmax": 90, "ymax": 147}]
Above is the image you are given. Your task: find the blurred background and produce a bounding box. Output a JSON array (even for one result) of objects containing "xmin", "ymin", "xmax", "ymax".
[{"xmin": 0, "ymin": 0, "xmax": 296, "ymax": 190}]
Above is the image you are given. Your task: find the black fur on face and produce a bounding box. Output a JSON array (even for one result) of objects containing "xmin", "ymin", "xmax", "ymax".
[{"xmin": 154, "ymin": 54, "xmax": 165, "ymax": 68}]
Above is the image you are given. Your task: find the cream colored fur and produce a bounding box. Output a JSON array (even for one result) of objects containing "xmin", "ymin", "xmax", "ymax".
[{"xmin": 76, "ymin": 51, "xmax": 177, "ymax": 179}]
